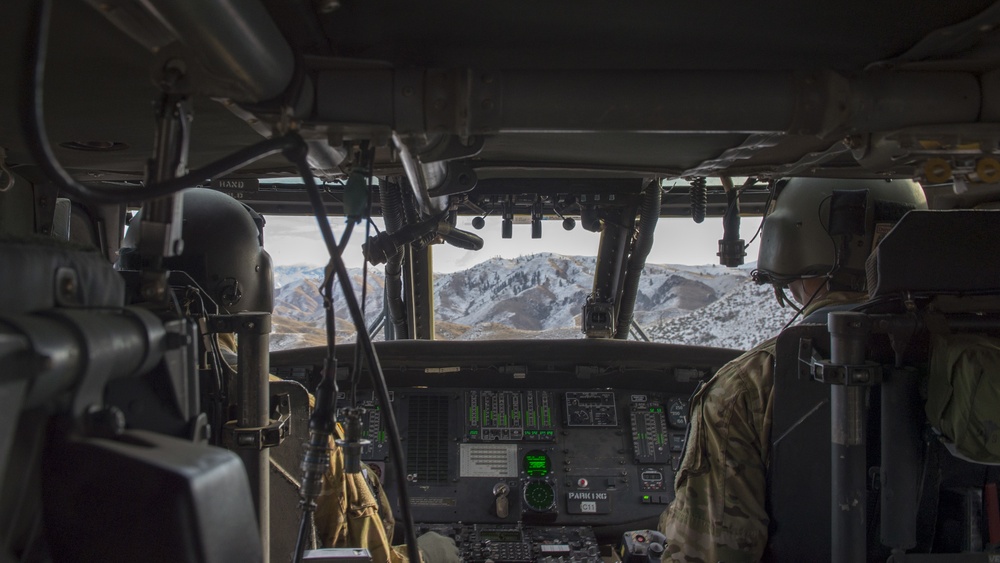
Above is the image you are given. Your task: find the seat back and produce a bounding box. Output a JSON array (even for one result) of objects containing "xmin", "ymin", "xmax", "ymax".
[
  {"xmin": 269, "ymin": 379, "xmax": 314, "ymax": 561},
  {"xmin": 767, "ymin": 209, "xmax": 1000, "ymax": 561},
  {"xmin": 764, "ymin": 322, "xmax": 836, "ymax": 562}
]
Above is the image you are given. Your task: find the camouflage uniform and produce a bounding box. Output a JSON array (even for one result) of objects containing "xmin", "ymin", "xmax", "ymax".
[{"xmin": 659, "ymin": 293, "xmax": 864, "ymax": 563}]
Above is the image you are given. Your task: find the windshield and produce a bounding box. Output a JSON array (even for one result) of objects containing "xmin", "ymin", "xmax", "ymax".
[{"xmin": 266, "ymin": 209, "xmax": 790, "ymax": 351}]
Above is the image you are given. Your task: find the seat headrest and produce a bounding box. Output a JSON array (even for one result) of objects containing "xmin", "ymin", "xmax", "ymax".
[{"xmin": 867, "ymin": 210, "xmax": 1000, "ymax": 298}]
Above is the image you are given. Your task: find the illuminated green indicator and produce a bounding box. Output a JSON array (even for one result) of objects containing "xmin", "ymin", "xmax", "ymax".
[
  {"xmin": 524, "ymin": 451, "xmax": 551, "ymax": 476},
  {"xmin": 470, "ymin": 430, "xmax": 479, "ymax": 435},
  {"xmin": 643, "ymin": 495, "xmax": 651, "ymax": 501}
]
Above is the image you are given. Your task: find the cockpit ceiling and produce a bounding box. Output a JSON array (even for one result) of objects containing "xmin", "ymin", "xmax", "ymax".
[
  {"xmin": 2, "ymin": 1, "xmax": 1000, "ymax": 184},
  {"xmin": 314, "ymin": 2, "xmax": 994, "ymax": 72}
]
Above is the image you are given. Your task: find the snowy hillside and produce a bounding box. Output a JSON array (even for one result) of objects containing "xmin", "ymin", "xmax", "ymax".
[
  {"xmin": 272, "ymin": 266, "xmax": 385, "ymax": 348},
  {"xmin": 270, "ymin": 254, "xmax": 789, "ymax": 350},
  {"xmin": 645, "ymin": 275, "xmax": 790, "ymax": 350}
]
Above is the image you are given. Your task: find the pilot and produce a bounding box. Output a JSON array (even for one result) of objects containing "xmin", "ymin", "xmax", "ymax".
[
  {"xmin": 119, "ymin": 188, "xmax": 458, "ymax": 563},
  {"xmin": 658, "ymin": 177, "xmax": 927, "ymax": 562}
]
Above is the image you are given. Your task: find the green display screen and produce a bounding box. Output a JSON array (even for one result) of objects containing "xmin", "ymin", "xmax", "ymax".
[
  {"xmin": 480, "ymin": 530, "xmax": 523, "ymax": 542},
  {"xmin": 524, "ymin": 451, "xmax": 551, "ymax": 477}
]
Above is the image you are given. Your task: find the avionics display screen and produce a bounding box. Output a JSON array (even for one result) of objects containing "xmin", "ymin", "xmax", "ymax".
[
  {"xmin": 523, "ymin": 451, "xmax": 551, "ymax": 477},
  {"xmin": 479, "ymin": 529, "xmax": 524, "ymax": 542}
]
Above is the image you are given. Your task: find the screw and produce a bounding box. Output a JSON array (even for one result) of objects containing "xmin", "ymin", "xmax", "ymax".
[{"xmin": 61, "ymin": 276, "xmax": 76, "ymax": 297}]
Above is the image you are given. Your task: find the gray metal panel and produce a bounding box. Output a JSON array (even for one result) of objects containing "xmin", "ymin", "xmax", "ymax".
[
  {"xmin": 270, "ymin": 379, "xmax": 313, "ymax": 563},
  {"xmin": 44, "ymin": 430, "xmax": 263, "ymax": 563},
  {"xmin": 0, "ymin": 242, "xmax": 124, "ymax": 314}
]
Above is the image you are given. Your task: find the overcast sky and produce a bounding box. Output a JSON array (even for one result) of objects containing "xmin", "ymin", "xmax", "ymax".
[{"xmin": 264, "ymin": 214, "xmax": 764, "ymax": 272}]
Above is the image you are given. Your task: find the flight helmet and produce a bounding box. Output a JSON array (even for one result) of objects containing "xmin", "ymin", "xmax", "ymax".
[
  {"xmin": 119, "ymin": 188, "xmax": 273, "ymax": 313},
  {"xmin": 754, "ymin": 177, "xmax": 927, "ymax": 293}
]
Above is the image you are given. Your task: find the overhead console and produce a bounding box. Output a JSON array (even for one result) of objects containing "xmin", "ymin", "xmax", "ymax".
[{"xmin": 271, "ymin": 339, "xmax": 739, "ymax": 548}]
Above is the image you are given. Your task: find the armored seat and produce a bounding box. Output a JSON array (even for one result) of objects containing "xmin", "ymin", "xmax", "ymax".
[{"xmin": 766, "ymin": 210, "xmax": 1000, "ymax": 562}]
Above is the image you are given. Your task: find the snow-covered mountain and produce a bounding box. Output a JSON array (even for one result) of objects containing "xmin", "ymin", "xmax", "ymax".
[
  {"xmin": 272, "ymin": 266, "xmax": 385, "ymax": 348},
  {"xmin": 271, "ymin": 254, "xmax": 788, "ymax": 350},
  {"xmin": 432, "ymin": 254, "xmax": 748, "ymax": 332},
  {"xmin": 645, "ymin": 274, "xmax": 793, "ymax": 349}
]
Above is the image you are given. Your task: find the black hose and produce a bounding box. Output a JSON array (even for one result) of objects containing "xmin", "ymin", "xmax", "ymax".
[
  {"xmin": 615, "ymin": 180, "xmax": 661, "ymax": 339},
  {"xmin": 722, "ymin": 187, "xmax": 741, "ymax": 243},
  {"xmin": 380, "ymin": 182, "xmax": 407, "ymax": 234},
  {"xmin": 363, "ymin": 216, "xmax": 439, "ymax": 266},
  {"xmin": 293, "ymin": 243, "xmax": 342, "ymax": 563},
  {"xmin": 284, "ymin": 136, "xmax": 421, "ymax": 563},
  {"xmin": 337, "ymin": 221, "xmax": 355, "ymax": 256},
  {"xmin": 379, "ymin": 182, "xmax": 409, "ymax": 339},
  {"xmin": 690, "ymin": 177, "xmax": 707, "ymax": 224},
  {"xmin": 401, "ymin": 182, "xmax": 420, "ymax": 225},
  {"xmin": 21, "ymin": 0, "xmax": 296, "ymax": 205},
  {"xmin": 438, "ymin": 223, "xmax": 485, "ymax": 250}
]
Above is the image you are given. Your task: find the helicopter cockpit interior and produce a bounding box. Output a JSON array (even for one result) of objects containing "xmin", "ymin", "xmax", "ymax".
[{"xmin": 4, "ymin": 1, "xmax": 1000, "ymax": 562}]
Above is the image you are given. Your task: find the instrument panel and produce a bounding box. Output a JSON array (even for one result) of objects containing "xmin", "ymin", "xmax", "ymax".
[
  {"xmin": 270, "ymin": 339, "xmax": 739, "ymax": 547},
  {"xmin": 338, "ymin": 387, "xmax": 692, "ymax": 530},
  {"xmin": 416, "ymin": 523, "xmax": 602, "ymax": 562}
]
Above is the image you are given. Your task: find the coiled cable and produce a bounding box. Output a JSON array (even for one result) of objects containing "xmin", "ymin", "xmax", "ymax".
[{"xmin": 690, "ymin": 176, "xmax": 707, "ymax": 224}]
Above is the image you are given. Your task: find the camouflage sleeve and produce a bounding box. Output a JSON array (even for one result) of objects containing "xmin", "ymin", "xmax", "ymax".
[{"xmin": 659, "ymin": 340, "xmax": 776, "ymax": 563}]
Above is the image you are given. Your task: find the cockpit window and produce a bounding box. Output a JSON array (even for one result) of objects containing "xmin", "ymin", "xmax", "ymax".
[{"xmin": 266, "ymin": 211, "xmax": 789, "ymax": 351}]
